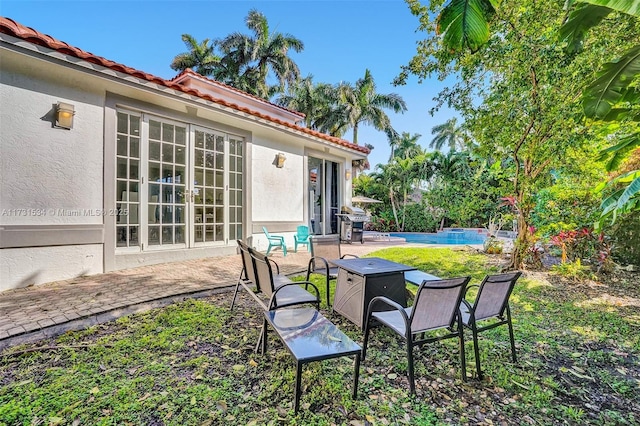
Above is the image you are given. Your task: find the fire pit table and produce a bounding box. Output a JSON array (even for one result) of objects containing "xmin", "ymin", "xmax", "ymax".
[{"xmin": 331, "ymin": 257, "xmax": 416, "ymax": 329}]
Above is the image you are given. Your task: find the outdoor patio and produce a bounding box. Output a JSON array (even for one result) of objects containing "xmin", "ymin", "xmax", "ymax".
[{"xmin": 0, "ymin": 239, "xmax": 406, "ymax": 350}]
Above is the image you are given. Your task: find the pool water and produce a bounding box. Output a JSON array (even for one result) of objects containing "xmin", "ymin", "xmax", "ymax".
[{"xmin": 390, "ymin": 230, "xmax": 487, "ymax": 245}]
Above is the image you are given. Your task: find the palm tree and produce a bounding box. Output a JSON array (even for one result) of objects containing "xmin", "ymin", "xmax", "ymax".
[
  {"xmin": 218, "ymin": 9, "xmax": 304, "ymax": 98},
  {"xmin": 433, "ymin": 150, "xmax": 471, "ymax": 181},
  {"xmin": 415, "ymin": 151, "xmax": 439, "ymax": 184},
  {"xmin": 372, "ymin": 158, "xmax": 421, "ymax": 231},
  {"xmin": 170, "ymin": 34, "xmax": 220, "ymax": 76},
  {"xmin": 275, "ymin": 75, "xmax": 338, "ymax": 129},
  {"xmin": 427, "ymin": 151, "xmax": 472, "ymax": 230},
  {"xmin": 324, "ymin": 69, "xmax": 407, "ymax": 144},
  {"xmin": 276, "ymin": 77, "xmax": 350, "ymax": 138},
  {"xmin": 429, "ymin": 118, "xmax": 467, "ymax": 151},
  {"xmin": 311, "ymin": 84, "xmax": 347, "ymax": 136},
  {"xmin": 388, "ymin": 132, "xmax": 423, "ymax": 161}
]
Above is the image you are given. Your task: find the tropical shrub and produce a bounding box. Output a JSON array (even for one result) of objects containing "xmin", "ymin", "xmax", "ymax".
[
  {"xmin": 519, "ymin": 226, "xmax": 544, "ymax": 269},
  {"xmin": 366, "ymin": 216, "xmax": 396, "ymax": 233},
  {"xmin": 531, "ymin": 185, "xmax": 601, "ymax": 237},
  {"xmin": 606, "ymin": 211, "xmax": 640, "ymax": 266},
  {"xmin": 550, "ymin": 229, "xmax": 594, "ymax": 262},
  {"xmin": 550, "ymin": 259, "xmax": 594, "ymax": 282},
  {"xmin": 549, "ymin": 228, "xmax": 614, "ymax": 273},
  {"xmin": 403, "ymin": 203, "xmax": 440, "ymax": 232}
]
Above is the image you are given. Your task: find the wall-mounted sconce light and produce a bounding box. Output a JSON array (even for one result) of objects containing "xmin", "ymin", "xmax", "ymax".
[
  {"xmin": 345, "ymin": 170, "xmax": 352, "ymax": 180},
  {"xmin": 55, "ymin": 102, "xmax": 75, "ymax": 129},
  {"xmin": 275, "ymin": 153, "xmax": 286, "ymax": 168}
]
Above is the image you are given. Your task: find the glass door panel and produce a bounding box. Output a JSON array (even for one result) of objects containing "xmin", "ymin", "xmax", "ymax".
[
  {"xmin": 193, "ymin": 129, "xmax": 226, "ymax": 245},
  {"xmin": 325, "ymin": 161, "xmax": 339, "ymax": 234},
  {"xmin": 228, "ymin": 136, "xmax": 243, "ymax": 241},
  {"xmin": 115, "ymin": 111, "xmax": 141, "ymax": 250},
  {"xmin": 147, "ymin": 118, "xmax": 187, "ymax": 248},
  {"xmin": 309, "ymin": 157, "xmax": 323, "ymax": 235},
  {"xmin": 308, "ymin": 157, "xmax": 340, "ymax": 236}
]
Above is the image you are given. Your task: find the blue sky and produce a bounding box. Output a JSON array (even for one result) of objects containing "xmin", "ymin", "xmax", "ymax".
[{"xmin": 2, "ymin": 0, "xmax": 457, "ymax": 169}]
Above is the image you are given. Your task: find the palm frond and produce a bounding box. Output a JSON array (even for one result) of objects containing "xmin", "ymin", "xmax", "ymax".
[
  {"xmin": 615, "ymin": 175, "xmax": 640, "ymax": 213},
  {"xmin": 170, "ymin": 54, "xmax": 196, "ymax": 72},
  {"xmin": 596, "ymin": 133, "xmax": 640, "ymax": 171}
]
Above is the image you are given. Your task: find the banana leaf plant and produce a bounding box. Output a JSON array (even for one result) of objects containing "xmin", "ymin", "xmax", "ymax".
[
  {"xmin": 436, "ymin": 0, "xmax": 496, "ymax": 52},
  {"xmin": 559, "ymin": 0, "xmax": 640, "ymax": 227}
]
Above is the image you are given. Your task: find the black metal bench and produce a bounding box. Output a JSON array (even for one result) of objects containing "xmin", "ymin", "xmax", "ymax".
[{"xmin": 262, "ymin": 307, "xmax": 361, "ymax": 413}]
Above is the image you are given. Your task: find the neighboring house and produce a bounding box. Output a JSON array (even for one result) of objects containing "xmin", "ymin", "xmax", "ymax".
[{"xmin": 0, "ymin": 17, "xmax": 369, "ymax": 291}]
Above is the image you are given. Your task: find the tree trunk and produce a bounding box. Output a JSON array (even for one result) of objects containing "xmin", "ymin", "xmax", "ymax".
[
  {"xmin": 506, "ymin": 187, "xmax": 532, "ymax": 271},
  {"xmin": 401, "ymin": 189, "xmax": 408, "ymax": 232},
  {"xmin": 389, "ymin": 189, "xmax": 400, "ymax": 231},
  {"xmin": 508, "ymin": 214, "xmax": 528, "ymax": 270}
]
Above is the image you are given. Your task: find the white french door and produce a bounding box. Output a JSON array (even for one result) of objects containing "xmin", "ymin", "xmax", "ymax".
[
  {"xmin": 144, "ymin": 116, "xmax": 188, "ymax": 250},
  {"xmin": 191, "ymin": 127, "xmax": 226, "ymax": 247},
  {"xmin": 190, "ymin": 127, "xmax": 244, "ymax": 246},
  {"xmin": 115, "ymin": 111, "xmax": 243, "ymax": 252}
]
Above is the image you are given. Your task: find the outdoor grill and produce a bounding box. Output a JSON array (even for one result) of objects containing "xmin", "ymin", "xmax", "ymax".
[{"xmin": 338, "ymin": 205, "xmax": 370, "ymax": 244}]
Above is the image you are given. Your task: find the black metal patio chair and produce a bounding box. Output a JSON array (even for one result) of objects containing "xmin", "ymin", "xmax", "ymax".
[
  {"xmin": 460, "ymin": 271, "xmax": 522, "ymax": 379},
  {"xmin": 231, "ymin": 240, "xmax": 320, "ymax": 312},
  {"xmin": 305, "ymin": 234, "xmax": 358, "ymax": 309},
  {"xmin": 230, "ymin": 239, "xmax": 259, "ymax": 311},
  {"xmin": 362, "ymin": 276, "xmax": 471, "ymax": 394},
  {"xmin": 231, "ymin": 240, "xmax": 320, "ymax": 351}
]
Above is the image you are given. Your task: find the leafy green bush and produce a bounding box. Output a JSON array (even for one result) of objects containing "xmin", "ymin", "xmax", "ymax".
[
  {"xmin": 531, "ymin": 186, "xmax": 601, "ymax": 237},
  {"xmin": 366, "ymin": 215, "xmax": 396, "ymax": 232},
  {"xmin": 366, "ymin": 203, "xmax": 440, "ymax": 232},
  {"xmin": 606, "ymin": 211, "xmax": 640, "ymax": 266},
  {"xmin": 403, "ymin": 203, "xmax": 440, "ymax": 232},
  {"xmin": 550, "ymin": 259, "xmax": 594, "ymax": 282}
]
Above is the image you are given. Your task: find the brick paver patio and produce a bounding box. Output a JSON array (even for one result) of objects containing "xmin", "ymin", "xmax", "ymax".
[{"xmin": 0, "ymin": 239, "xmax": 407, "ymax": 350}]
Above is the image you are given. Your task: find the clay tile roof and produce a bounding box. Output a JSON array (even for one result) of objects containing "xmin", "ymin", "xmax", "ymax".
[
  {"xmin": 0, "ymin": 17, "xmax": 369, "ymax": 155},
  {"xmin": 171, "ymin": 68, "xmax": 306, "ymax": 118}
]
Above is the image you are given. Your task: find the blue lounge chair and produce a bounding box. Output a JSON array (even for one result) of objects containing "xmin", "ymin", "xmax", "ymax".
[
  {"xmin": 294, "ymin": 225, "xmax": 310, "ymax": 252},
  {"xmin": 263, "ymin": 227, "xmax": 287, "ymax": 256}
]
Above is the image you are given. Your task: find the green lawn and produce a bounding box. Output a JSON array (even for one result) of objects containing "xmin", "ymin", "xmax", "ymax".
[{"xmin": 1, "ymin": 247, "xmax": 638, "ymax": 425}]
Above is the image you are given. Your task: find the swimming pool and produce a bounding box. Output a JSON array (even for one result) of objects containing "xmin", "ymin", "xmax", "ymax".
[{"xmin": 390, "ymin": 230, "xmax": 487, "ymax": 245}]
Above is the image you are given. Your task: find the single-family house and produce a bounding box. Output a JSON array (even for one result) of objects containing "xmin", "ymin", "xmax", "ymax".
[{"xmin": 0, "ymin": 17, "xmax": 369, "ymax": 291}]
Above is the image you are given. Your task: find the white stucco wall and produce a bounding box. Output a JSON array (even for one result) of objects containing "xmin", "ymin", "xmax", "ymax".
[
  {"xmin": 0, "ymin": 66, "xmax": 105, "ymax": 225},
  {"xmin": 0, "ymin": 245, "xmax": 103, "ymax": 289},
  {"xmin": 250, "ymin": 134, "xmax": 305, "ymax": 223},
  {"xmin": 248, "ymin": 129, "xmax": 305, "ymax": 252},
  {"xmin": 1, "ymin": 54, "xmax": 106, "ymax": 290}
]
